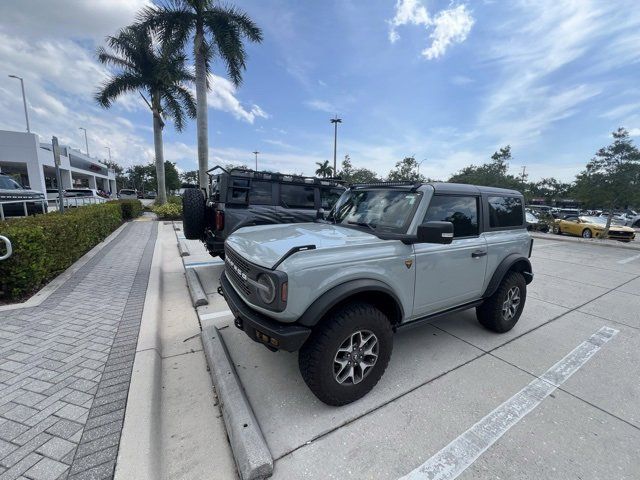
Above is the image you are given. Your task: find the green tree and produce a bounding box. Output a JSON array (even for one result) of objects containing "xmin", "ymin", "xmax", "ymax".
[
  {"xmin": 529, "ymin": 177, "xmax": 572, "ymax": 204},
  {"xmin": 573, "ymin": 128, "xmax": 640, "ymax": 237},
  {"xmin": 180, "ymin": 170, "xmax": 199, "ymax": 185},
  {"xmin": 141, "ymin": 0, "xmax": 263, "ymax": 190},
  {"xmin": 448, "ymin": 145, "xmax": 521, "ymax": 190},
  {"xmin": 145, "ymin": 161, "xmax": 181, "ymax": 193},
  {"xmin": 315, "ymin": 160, "xmax": 334, "ymax": 178},
  {"xmin": 387, "ymin": 156, "xmax": 425, "ymax": 182},
  {"xmin": 96, "ymin": 24, "xmax": 196, "ymax": 204},
  {"xmin": 100, "ymin": 159, "xmax": 128, "ymax": 191},
  {"xmin": 339, "ymin": 155, "xmax": 379, "ymax": 184}
]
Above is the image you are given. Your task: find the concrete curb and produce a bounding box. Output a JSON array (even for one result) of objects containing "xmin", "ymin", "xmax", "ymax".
[
  {"xmin": 0, "ymin": 221, "xmax": 128, "ymax": 312},
  {"xmin": 178, "ymin": 238, "xmax": 190, "ymax": 256},
  {"xmin": 115, "ymin": 223, "xmax": 163, "ymax": 480},
  {"xmin": 186, "ymin": 268, "xmax": 208, "ymax": 307},
  {"xmin": 531, "ymin": 232, "xmax": 640, "ymax": 251},
  {"xmin": 202, "ymin": 325, "xmax": 273, "ymax": 480}
]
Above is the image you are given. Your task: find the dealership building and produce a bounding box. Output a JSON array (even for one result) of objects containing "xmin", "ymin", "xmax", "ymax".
[{"xmin": 0, "ymin": 130, "xmax": 117, "ymax": 195}]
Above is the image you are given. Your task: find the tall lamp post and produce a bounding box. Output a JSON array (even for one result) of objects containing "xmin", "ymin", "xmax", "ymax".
[
  {"xmin": 79, "ymin": 127, "xmax": 89, "ymax": 156},
  {"xmin": 330, "ymin": 115, "xmax": 342, "ymax": 175},
  {"xmin": 104, "ymin": 146, "xmax": 111, "ymax": 162},
  {"xmin": 8, "ymin": 75, "xmax": 30, "ymax": 133},
  {"xmin": 252, "ymin": 151, "xmax": 259, "ymax": 170}
]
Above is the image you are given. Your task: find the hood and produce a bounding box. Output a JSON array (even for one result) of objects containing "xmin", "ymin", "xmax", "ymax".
[
  {"xmin": 585, "ymin": 222, "xmax": 634, "ymax": 232},
  {"xmin": 225, "ymin": 223, "xmax": 383, "ymax": 268}
]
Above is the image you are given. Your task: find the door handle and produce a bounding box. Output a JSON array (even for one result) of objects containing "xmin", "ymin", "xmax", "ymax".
[{"xmin": 471, "ymin": 250, "xmax": 487, "ymax": 258}]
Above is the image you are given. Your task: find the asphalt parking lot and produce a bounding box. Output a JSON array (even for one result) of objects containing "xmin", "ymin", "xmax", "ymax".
[{"xmin": 192, "ymin": 236, "xmax": 640, "ymax": 480}]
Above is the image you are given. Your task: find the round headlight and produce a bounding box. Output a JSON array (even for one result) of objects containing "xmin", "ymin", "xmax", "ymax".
[{"xmin": 257, "ymin": 274, "xmax": 276, "ymax": 304}]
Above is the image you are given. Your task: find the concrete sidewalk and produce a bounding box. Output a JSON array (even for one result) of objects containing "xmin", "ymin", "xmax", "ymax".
[{"xmin": 0, "ymin": 221, "xmax": 156, "ymax": 480}]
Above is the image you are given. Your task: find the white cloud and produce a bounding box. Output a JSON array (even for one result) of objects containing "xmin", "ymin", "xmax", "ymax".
[
  {"xmin": 388, "ymin": 1, "xmax": 474, "ymax": 59},
  {"xmin": 628, "ymin": 128, "xmax": 640, "ymax": 136},
  {"xmin": 451, "ymin": 75, "xmax": 474, "ymax": 86},
  {"xmin": 304, "ymin": 99, "xmax": 338, "ymax": 113},
  {"xmin": 0, "ymin": 0, "xmax": 150, "ymax": 41},
  {"xmin": 423, "ymin": 5, "xmax": 475, "ymax": 60},
  {"xmin": 207, "ymin": 74, "xmax": 269, "ymax": 124}
]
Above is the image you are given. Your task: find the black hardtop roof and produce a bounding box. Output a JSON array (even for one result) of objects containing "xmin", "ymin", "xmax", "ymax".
[
  {"xmin": 350, "ymin": 181, "xmax": 522, "ymax": 196},
  {"xmin": 207, "ymin": 164, "xmax": 345, "ymax": 187}
]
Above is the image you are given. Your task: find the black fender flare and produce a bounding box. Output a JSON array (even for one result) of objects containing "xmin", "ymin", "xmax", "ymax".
[
  {"xmin": 483, "ymin": 254, "xmax": 533, "ymax": 299},
  {"xmin": 297, "ymin": 279, "xmax": 404, "ymax": 327}
]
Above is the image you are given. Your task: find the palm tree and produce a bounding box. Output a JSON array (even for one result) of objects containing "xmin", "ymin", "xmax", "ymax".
[
  {"xmin": 315, "ymin": 160, "xmax": 334, "ymax": 178},
  {"xmin": 140, "ymin": 0, "xmax": 263, "ymax": 191},
  {"xmin": 95, "ymin": 25, "xmax": 196, "ymax": 204}
]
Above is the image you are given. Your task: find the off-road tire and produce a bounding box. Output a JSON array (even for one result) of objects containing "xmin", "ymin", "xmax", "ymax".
[
  {"xmin": 182, "ymin": 188, "xmax": 205, "ymax": 240},
  {"xmin": 298, "ymin": 303, "xmax": 393, "ymax": 406},
  {"xmin": 476, "ymin": 271, "xmax": 526, "ymax": 333}
]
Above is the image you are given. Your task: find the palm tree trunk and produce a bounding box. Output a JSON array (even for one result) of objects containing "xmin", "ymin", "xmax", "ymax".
[
  {"xmin": 152, "ymin": 93, "xmax": 167, "ymax": 205},
  {"xmin": 194, "ymin": 26, "xmax": 209, "ymax": 191}
]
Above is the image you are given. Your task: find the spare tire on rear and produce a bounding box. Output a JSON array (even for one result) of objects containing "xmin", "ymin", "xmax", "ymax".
[{"xmin": 182, "ymin": 188, "xmax": 205, "ymax": 240}]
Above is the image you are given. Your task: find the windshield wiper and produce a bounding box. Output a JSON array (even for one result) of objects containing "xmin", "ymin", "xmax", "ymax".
[{"xmin": 347, "ymin": 221, "xmax": 377, "ymax": 231}]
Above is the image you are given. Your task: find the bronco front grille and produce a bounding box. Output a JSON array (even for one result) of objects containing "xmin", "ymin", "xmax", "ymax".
[{"xmin": 225, "ymin": 247, "xmax": 251, "ymax": 296}]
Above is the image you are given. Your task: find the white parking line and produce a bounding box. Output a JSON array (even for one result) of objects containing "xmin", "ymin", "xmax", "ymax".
[
  {"xmin": 617, "ymin": 253, "xmax": 640, "ymax": 264},
  {"xmin": 398, "ymin": 326, "xmax": 619, "ymax": 480},
  {"xmin": 199, "ymin": 309, "xmax": 233, "ymax": 321}
]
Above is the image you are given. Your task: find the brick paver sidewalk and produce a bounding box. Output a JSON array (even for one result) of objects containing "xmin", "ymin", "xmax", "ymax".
[{"xmin": 0, "ymin": 221, "xmax": 157, "ymax": 480}]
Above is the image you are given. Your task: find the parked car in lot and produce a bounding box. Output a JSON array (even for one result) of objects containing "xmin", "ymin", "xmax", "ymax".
[
  {"xmin": 144, "ymin": 191, "xmax": 157, "ymax": 199},
  {"xmin": 118, "ymin": 189, "xmax": 138, "ymax": 200},
  {"xmin": 0, "ymin": 173, "xmax": 47, "ymax": 217},
  {"xmin": 525, "ymin": 210, "xmax": 549, "ymax": 232},
  {"xmin": 182, "ymin": 166, "xmax": 345, "ymax": 258},
  {"xmin": 219, "ymin": 182, "xmax": 533, "ymax": 405},
  {"xmin": 553, "ymin": 215, "xmax": 636, "ymax": 242}
]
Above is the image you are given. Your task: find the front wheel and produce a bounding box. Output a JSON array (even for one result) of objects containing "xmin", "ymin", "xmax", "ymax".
[
  {"xmin": 582, "ymin": 228, "xmax": 592, "ymax": 238},
  {"xmin": 476, "ymin": 271, "xmax": 527, "ymax": 333},
  {"xmin": 553, "ymin": 224, "xmax": 561, "ymax": 234},
  {"xmin": 298, "ymin": 303, "xmax": 393, "ymax": 406}
]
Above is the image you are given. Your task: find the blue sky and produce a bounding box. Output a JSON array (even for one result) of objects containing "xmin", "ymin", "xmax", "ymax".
[{"xmin": 0, "ymin": 0, "xmax": 639, "ymax": 182}]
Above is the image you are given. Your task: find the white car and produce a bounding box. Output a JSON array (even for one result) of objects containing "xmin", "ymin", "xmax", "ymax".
[{"xmin": 118, "ymin": 189, "xmax": 138, "ymax": 200}]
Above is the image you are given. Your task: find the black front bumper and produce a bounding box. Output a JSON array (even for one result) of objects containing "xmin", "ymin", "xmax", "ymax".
[{"xmin": 220, "ymin": 272, "xmax": 311, "ymax": 352}]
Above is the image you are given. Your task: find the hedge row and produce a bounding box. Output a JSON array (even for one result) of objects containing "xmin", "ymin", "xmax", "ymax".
[{"xmin": 0, "ymin": 200, "xmax": 142, "ymax": 301}]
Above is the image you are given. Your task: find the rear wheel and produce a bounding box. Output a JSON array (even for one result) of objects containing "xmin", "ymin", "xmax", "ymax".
[
  {"xmin": 298, "ymin": 303, "xmax": 393, "ymax": 406},
  {"xmin": 582, "ymin": 228, "xmax": 592, "ymax": 238},
  {"xmin": 182, "ymin": 188, "xmax": 205, "ymax": 240},
  {"xmin": 476, "ymin": 271, "xmax": 526, "ymax": 333}
]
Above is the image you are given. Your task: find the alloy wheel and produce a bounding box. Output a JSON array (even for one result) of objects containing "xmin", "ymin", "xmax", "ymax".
[
  {"xmin": 333, "ymin": 330, "xmax": 379, "ymax": 385},
  {"xmin": 502, "ymin": 286, "xmax": 521, "ymax": 321}
]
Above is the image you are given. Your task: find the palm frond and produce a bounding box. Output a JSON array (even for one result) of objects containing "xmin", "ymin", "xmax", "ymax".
[{"xmin": 95, "ymin": 73, "xmax": 145, "ymax": 108}]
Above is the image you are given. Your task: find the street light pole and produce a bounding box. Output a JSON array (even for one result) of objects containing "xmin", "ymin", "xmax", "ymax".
[
  {"xmin": 252, "ymin": 151, "xmax": 259, "ymax": 170},
  {"xmin": 330, "ymin": 115, "xmax": 342, "ymax": 175},
  {"xmin": 8, "ymin": 75, "xmax": 30, "ymax": 132},
  {"xmin": 79, "ymin": 127, "xmax": 89, "ymax": 156},
  {"xmin": 105, "ymin": 146, "xmax": 111, "ymax": 162}
]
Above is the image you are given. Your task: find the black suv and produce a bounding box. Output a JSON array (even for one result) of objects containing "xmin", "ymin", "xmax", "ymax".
[
  {"xmin": 0, "ymin": 174, "xmax": 47, "ymax": 218},
  {"xmin": 182, "ymin": 166, "xmax": 345, "ymax": 258}
]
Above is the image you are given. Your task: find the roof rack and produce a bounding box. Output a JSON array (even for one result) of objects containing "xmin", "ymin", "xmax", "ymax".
[{"xmin": 206, "ymin": 164, "xmax": 345, "ymax": 186}]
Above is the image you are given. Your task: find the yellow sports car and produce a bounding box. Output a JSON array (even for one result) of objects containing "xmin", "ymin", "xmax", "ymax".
[{"xmin": 553, "ymin": 215, "xmax": 636, "ymax": 242}]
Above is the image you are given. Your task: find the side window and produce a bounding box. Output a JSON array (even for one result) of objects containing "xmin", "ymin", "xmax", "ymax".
[
  {"xmin": 424, "ymin": 195, "xmax": 479, "ymax": 238},
  {"xmin": 488, "ymin": 196, "xmax": 524, "ymax": 228},
  {"xmin": 249, "ymin": 181, "xmax": 272, "ymax": 205},
  {"xmin": 320, "ymin": 188, "xmax": 343, "ymax": 209},
  {"xmin": 280, "ymin": 184, "xmax": 315, "ymax": 209},
  {"xmin": 229, "ymin": 178, "xmax": 250, "ymax": 203}
]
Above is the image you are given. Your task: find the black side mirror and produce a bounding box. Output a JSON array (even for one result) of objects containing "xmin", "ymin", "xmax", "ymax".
[{"xmin": 416, "ymin": 221, "xmax": 454, "ymax": 244}]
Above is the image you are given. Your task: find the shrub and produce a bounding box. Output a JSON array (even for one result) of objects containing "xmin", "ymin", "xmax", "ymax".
[
  {"xmin": 152, "ymin": 202, "xmax": 182, "ymax": 220},
  {"xmin": 0, "ymin": 203, "xmax": 123, "ymax": 300},
  {"xmin": 167, "ymin": 195, "xmax": 182, "ymax": 205},
  {"xmin": 108, "ymin": 199, "xmax": 143, "ymax": 220}
]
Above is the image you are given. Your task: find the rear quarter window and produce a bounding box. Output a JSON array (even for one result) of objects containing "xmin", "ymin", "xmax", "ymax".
[
  {"xmin": 280, "ymin": 184, "xmax": 315, "ymax": 209},
  {"xmin": 488, "ymin": 196, "xmax": 524, "ymax": 228}
]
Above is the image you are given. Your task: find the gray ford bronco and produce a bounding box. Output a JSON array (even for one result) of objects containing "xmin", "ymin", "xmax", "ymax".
[{"xmin": 220, "ymin": 182, "xmax": 533, "ymax": 405}]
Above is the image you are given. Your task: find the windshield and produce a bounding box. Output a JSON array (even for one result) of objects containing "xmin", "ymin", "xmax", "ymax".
[
  {"xmin": 525, "ymin": 212, "xmax": 538, "ymax": 222},
  {"xmin": 329, "ymin": 189, "xmax": 422, "ymax": 234},
  {"xmin": 580, "ymin": 216, "xmax": 625, "ymax": 226}
]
